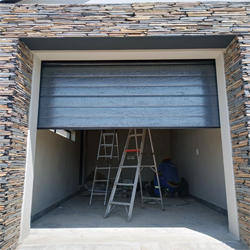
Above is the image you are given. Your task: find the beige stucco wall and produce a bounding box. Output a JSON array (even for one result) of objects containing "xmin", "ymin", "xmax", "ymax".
[
  {"xmin": 31, "ymin": 130, "xmax": 81, "ymax": 216},
  {"xmin": 170, "ymin": 129, "xmax": 227, "ymax": 210}
]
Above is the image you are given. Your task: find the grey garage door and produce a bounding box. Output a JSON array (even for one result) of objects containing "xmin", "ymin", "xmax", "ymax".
[{"xmin": 38, "ymin": 60, "xmax": 220, "ymax": 129}]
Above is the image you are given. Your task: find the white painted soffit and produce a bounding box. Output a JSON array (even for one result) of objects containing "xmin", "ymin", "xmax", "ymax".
[{"xmin": 18, "ymin": 0, "xmax": 248, "ymax": 4}]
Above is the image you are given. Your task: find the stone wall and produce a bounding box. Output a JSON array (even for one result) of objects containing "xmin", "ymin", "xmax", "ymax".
[
  {"xmin": 0, "ymin": 39, "xmax": 33, "ymax": 249},
  {"xmin": 0, "ymin": 2, "xmax": 249, "ymax": 249},
  {"xmin": 224, "ymin": 37, "xmax": 250, "ymax": 247}
]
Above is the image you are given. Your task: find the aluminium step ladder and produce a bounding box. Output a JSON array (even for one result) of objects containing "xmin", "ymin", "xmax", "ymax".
[
  {"xmin": 104, "ymin": 129, "xmax": 164, "ymax": 222},
  {"xmin": 89, "ymin": 130, "xmax": 120, "ymax": 206}
]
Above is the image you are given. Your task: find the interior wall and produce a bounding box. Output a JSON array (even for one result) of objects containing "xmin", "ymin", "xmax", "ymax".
[
  {"xmin": 31, "ymin": 130, "xmax": 81, "ymax": 216},
  {"xmin": 170, "ymin": 129, "xmax": 227, "ymax": 210},
  {"xmin": 86, "ymin": 129, "xmax": 171, "ymax": 183}
]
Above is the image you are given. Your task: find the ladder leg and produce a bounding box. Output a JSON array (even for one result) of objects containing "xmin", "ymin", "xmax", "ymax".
[
  {"xmin": 139, "ymin": 171, "xmax": 144, "ymax": 209},
  {"xmin": 148, "ymin": 129, "xmax": 165, "ymax": 211},
  {"xmin": 104, "ymin": 166, "xmax": 123, "ymax": 218},
  {"xmin": 89, "ymin": 161, "xmax": 98, "ymax": 206},
  {"xmin": 115, "ymin": 131, "xmax": 120, "ymax": 162},
  {"xmin": 104, "ymin": 131, "xmax": 115, "ymax": 206},
  {"xmin": 115, "ymin": 131, "xmax": 122, "ymax": 182},
  {"xmin": 105, "ymin": 130, "xmax": 132, "ymax": 218},
  {"xmin": 89, "ymin": 131, "xmax": 103, "ymax": 205},
  {"xmin": 127, "ymin": 129, "xmax": 146, "ymax": 221},
  {"xmin": 127, "ymin": 166, "xmax": 140, "ymax": 222},
  {"xmin": 104, "ymin": 159, "xmax": 111, "ymax": 206}
]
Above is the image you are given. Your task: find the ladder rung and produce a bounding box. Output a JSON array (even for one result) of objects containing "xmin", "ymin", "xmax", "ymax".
[
  {"xmin": 102, "ymin": 133, "xmax": 115, "ymax": 136},
  {"xmin": 110, "ymin": 201, "xmax": 131, "ymax": 206},
  {"xmin": 129, "ymin": 134, "xmax": 143, "ymax": 137},
  {"xmin": 94, "ymin": 180, "xmax": 108, "ymax": 182},
  {"xmin": 125, "ymin": 149, "xmax": 140, "ymax": 152},
  {"xmin": 101, "ymin": 144, "xmax": 113, "ymax": 147},
  {"xmin": 96, "ymin": 167, "xmax": 119, "ymax": 170},
  {"xmin": 121, "ymin": 165, "xmax": 138, "ymax": 168},
  {"xmin": 98, "ymin": 156, "xmax": 119, "ymax": 159},
  {"xmin": 140, "ymin": 165, "xmax": 156, "ymax": 168},
  {"xmin": 92, "ymin": 193, "xmax": 106, "ymax": 195},
  {"xmin": 115, "ymin": 183, "xmax": 134, "ymax": 186}
]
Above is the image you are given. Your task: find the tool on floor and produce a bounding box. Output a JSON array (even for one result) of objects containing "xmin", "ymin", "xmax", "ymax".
[
  {"xmin": 89, "ymin": 130, "xmax": 120, "ymax": 206},
  {"xmin": 104, "ymin": 129, "xmax": 164, "ymax": 222}
]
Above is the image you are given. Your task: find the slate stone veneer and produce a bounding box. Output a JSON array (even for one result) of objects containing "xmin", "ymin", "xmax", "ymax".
[{"xmin": 0, "ymin": 2, "xmax": 250, "ymax": 249}]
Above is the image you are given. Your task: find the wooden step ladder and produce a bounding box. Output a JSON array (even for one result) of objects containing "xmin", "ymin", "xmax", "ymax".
[
  {"xmin": 89, "ymin": 130, "xmax": 120, "ymax": 206},
  {"xmin": 104, "ymin": 129, "xmax": 164, "ymax": 222}
]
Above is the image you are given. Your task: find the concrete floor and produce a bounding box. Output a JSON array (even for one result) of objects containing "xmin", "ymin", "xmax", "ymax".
[{"xmin": 18, "ymin": 194, "xmax": 247, "ymax": 250}]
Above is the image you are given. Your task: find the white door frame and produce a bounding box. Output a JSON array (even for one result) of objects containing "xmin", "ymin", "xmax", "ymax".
[{"xmin": 19, "ymin": 49, "xmax": 240, "ymax": 242}]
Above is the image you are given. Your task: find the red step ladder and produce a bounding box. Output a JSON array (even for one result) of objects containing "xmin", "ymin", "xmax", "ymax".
[{"xmin": 104, "ymin": 129, "xmax": 164, "ymax": 222}]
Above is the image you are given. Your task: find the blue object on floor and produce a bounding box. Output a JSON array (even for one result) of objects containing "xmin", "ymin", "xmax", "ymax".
[{"xmin": 154, "ymin": 161, "xmax": 179, "ymax": 196}]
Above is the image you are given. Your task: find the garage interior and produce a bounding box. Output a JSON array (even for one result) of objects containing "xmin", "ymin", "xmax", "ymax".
[
  {"xmin": 27, "ymin": 58, "xmax": 238, "ymax": 246},
  {"xmin": 29, "ymin": 128, "xmax": 231, "ymax": 241}
]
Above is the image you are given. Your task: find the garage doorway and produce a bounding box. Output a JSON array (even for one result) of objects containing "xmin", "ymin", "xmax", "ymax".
[
  {"xmin": 32, "ymin": 59, "xmax": 225, "ymax": 235},
  {"xmin": 20, "ymin": 50, "xmax": 239, "ymax": 245},
  {"xmin": 29, "ymin": 127, "xmax": 232, "ymax": 245}
]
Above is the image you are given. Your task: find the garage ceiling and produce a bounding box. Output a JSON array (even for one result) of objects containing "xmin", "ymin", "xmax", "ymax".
[{"xmin": 21, "ymin": 36, "xmax": 235, "ymax": 51}]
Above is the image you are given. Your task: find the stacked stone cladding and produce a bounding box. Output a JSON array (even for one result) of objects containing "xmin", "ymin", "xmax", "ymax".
[
  {"xmin": 0, "ymin": 39, "xmax": 32, "ymax": 250},
  {"xmin": 0, "ymin": 2, "xmax": 249, "ymax": 249}
]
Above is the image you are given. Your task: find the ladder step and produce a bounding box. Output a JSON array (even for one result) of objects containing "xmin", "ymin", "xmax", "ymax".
[
  {"xmin": 96, "ymin": 167, "xmax": 119, "ymax": 170},
  {"xmin": 140, "ymin": 165, "xmax": 156, "ymax": 168},
  {"xmin": 101, "ymin": 144, "xmax": 113, "ymax": 147},
  {"xmin": 125, "ymin": 149, "xmax": 140, "ymax": 152},
  {"xmin": 110, "ymin": 201, "xmax": 131, "ymax": 206},
  {"xmin": 92, "ymin": 193, "xmax": 106, "ymax": 195},
  {"xmin": 102, "ymin": 133, "xmax": 116, "ymax": 136},
  {"xmin": 94, "ymin": 180, "xmax": 108, "ymax": 182},
  {"xmin": 96, "ymin": 167, "xmax": 110, "ymax": 170},
  {"xmin": 98, "ymin": 156, "xmax": 119, "ymax": 158},
  {"xmin": 121, "ymin": 165, "xmax": 138, "ymax": 168},
  {"xmin": 115, "ymin": 183, "xmax": 134, "ymax": 186},
  {"xmin": 129, "ymin": 134, "xmax": 143, "ymax": 137}
]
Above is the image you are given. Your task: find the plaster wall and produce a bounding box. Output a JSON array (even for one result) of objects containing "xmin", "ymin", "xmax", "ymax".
[
  {"xmin": 170, "ymin": 129, "xmax": 227, "ymax": 210},
  {"xmin": 31, "ymin": 130, "xmax": 81, "ymax": 216}
]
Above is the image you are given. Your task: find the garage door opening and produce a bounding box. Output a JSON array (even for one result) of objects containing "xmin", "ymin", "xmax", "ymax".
[
  {"xmin": 29, "ymin": 128, "xmax": 231, "ymax": 242},
  {"xmin": 20, "ymin": 55, "xmax": 243, "ymax": 248}
]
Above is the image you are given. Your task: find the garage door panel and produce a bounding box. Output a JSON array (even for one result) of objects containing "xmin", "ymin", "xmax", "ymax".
[
  {"xmin": 38, "ymin": 60, "xmax": 219, "ymax": 129},
  {"xmin": 40, "ymin": 86, "xmax": 218, "ymax": 97},
  {"xmin": 38, "ymin": 116, "xmax": 219, "ymax": 129},
  {"xmin": 39, "ymin": 96, "xmax": 219, "ymax": 108},
  {"xmin": 39, "ymin": 107, "xmax": 219, "ymax": 119},
  {"xmin": 42, "ymin": 64, "xmax": 216, "ymax": 78},
  {"xmin": 41, "ymin": 76, "xmax": 217, "ymax": 88}
]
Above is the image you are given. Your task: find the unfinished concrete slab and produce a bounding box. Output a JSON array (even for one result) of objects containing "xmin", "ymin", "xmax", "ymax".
[{"xmin": 17, "ymin": 194, "xmax": 247, "ymax": 250}]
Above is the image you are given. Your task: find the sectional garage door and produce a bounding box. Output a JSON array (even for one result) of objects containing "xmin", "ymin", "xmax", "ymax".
[{"xmin": 38, "ymin": 60, "xmax": 220, "ymax": 129}]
